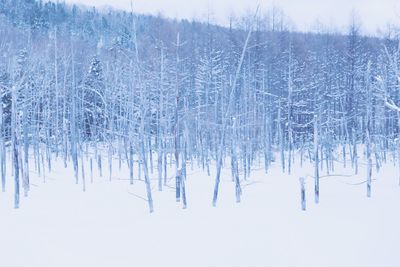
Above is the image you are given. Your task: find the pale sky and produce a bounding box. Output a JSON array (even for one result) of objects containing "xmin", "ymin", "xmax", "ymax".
[{"xmin": 64, "ymin": 0, "xmax": 400, "ymax": 34}]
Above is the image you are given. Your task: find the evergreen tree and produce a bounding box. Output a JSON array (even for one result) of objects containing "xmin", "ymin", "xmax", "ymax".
[{"xmin": 82, "ymin": 56, "xmax": 106, "ymax": 141}]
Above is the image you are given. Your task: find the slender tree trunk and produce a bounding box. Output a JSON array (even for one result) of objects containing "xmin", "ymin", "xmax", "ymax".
[
  {"xmin": 0, "ymin": 91, "xmax": 5, "ymax": 193},
  {"xmin": 314, "ymin": 115, "xmax": 320, "ymax": 204},
  {"xmin": 212, "ymin": 6, "xmax": 259, "ymax": 206},
  {"xmin": 11, "ymin": 87, "xmax": 19, "ymax": 208},
  {"xmin": 299, "ymin": 177, "xmax": 306, "ymax": 211}
]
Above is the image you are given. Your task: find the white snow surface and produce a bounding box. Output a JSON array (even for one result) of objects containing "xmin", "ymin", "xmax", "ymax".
[{"xmin": 0, "ymin": 155, "xmax": 399, "ymax": 267}]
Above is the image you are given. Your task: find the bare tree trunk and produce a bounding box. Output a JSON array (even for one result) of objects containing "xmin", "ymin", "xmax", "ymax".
[
  {"xmin": 365, "ymin": 63, "xmax": 372, "ymax": 197},
  {"xmin": 0, "ymin": 91, "xmax": 5, "ymax": 192},
  {"xmin": 366, "ymin": 128, "xmax": 372, "ymax": 197},
  {"xmin": 278, "ymin": 99, "xmax": 285, "ymax": 173},
  {"xmin": 314, "ymin": 115, "xmax": 320, "ymax": 204},
  {"xmin": 11, "ymin": 87, "xmax": 19, "ymax": 208},
  {"xmin": 212, "ymin": 5, "xmax": 259, "ymax": 206},
  {"xmin": 299, "ymin": 177, "xmax": 306, "ymax": 211}
]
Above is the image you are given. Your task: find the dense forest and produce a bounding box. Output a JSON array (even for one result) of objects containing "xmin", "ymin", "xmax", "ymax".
[{"xmin": 0, "ymin": 0, "xmax": 400, "ymax": 212}]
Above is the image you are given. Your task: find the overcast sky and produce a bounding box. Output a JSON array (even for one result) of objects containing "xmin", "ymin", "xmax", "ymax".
[{"xmin": 64, "ymin": 0, "xmax": 400, "ymax": 34}]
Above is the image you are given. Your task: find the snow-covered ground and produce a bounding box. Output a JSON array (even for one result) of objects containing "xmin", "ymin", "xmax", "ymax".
[{"xmin": 0, "ymin": 155, "xmax": 399, "ymax": 267}]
